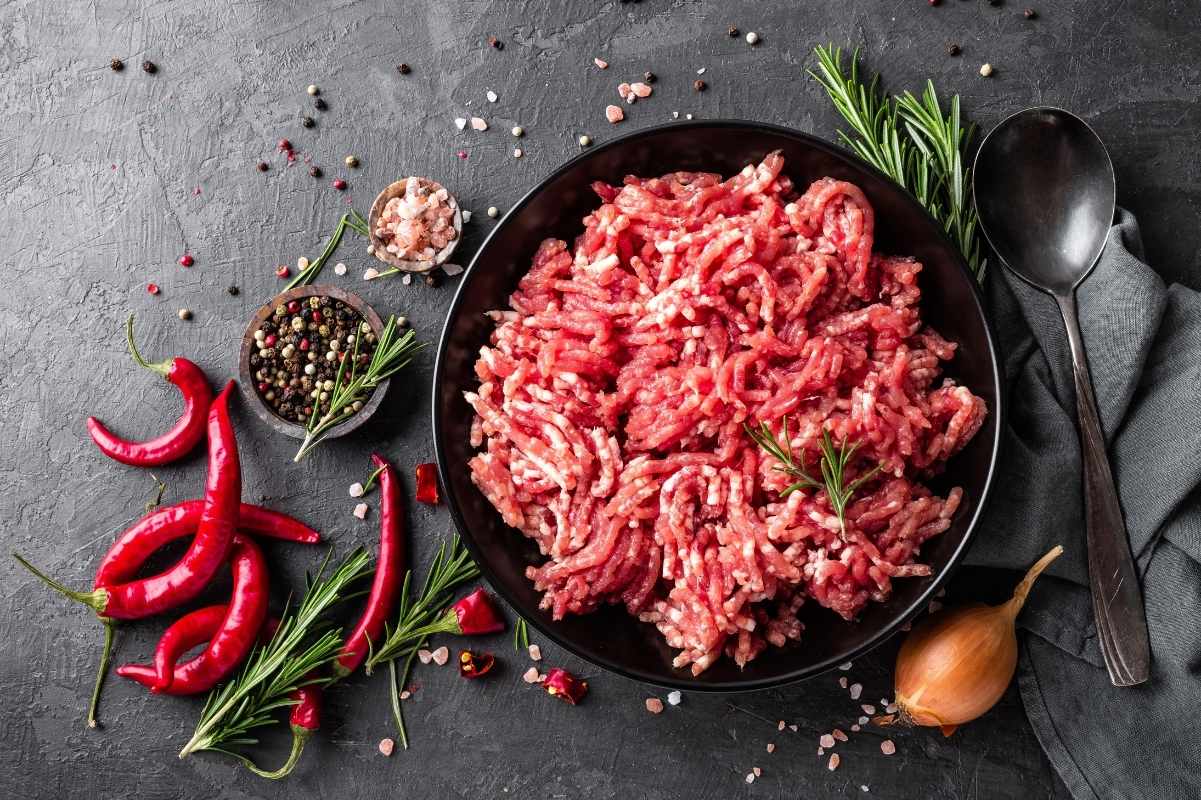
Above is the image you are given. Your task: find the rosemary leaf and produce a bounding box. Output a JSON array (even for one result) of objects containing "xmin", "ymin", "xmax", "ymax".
[{"xmin": 285, "ymin": 210, "xmax": 369, "ymax": 290}]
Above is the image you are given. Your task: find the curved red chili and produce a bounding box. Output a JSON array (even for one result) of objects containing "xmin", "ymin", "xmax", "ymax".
[
  {"xmin": 152, "ymin": 534, "xmax": 268, "ymax": 691},
  {"xmin": 94, "ymin": 501, "xmax": 319, "ymax": 589},
  {"xmin": 120, "ymin": 613, "xmax": 278, "ymax": 696},
  {"xmin": 16, "ymin": 381, "xmax": 240, "ymax": 620},
  {"xmin": 334, "ymin": 453, "xmax": 404, "ymax": 677},
  {"xmin": 86, "ymin": 314, "xmax": 213, "ymax": 467},
  {"xmin": 239, "ymin": 677, "xmax": 323, "ymax": 779}
]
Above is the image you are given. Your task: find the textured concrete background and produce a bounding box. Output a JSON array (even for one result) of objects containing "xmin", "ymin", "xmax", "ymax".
[{"xmin": 2, "ymin": 0, "xmax": 1197, "ymax": 798}]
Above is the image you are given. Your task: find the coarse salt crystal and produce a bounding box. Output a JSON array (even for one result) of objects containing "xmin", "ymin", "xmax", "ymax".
[
  {"xmin": 766, "ymin": 743, "xmax": 775, "ymax": 753},
  {"xmin": 297, "ymin": 256, "xmax": 309, "ymax": 270},
  {"xmin": 817, "ymin": 747, "xmax": 824, "ymax": 756},
  {"xmin": 753, "ymin": 767, "xmax": 761, "ymax": 777},
  {"xmin": 645, "ymin": 698, "xmax": 664, "ymax": 714},
  {"xmin": 625, "ymin": 94, "xmax": 636, "ymax": 105},
  {"xmin": 363, "ymin": 267, "xmax": 380, "ymax": 280},
  {"xmin": 594, "ymin": 57, "xmax": 608, "ymax": 69},
  {"xmin": 672, "ymin": 111, "xmax": 679, "ymax": 119},
  {"xmin": 378, "ymin": 738, "xmax": 394, "ymax": 757},
  {"xmin": 630, "ymin": 81, "xmax": 652, "ymax": 98},
  {"xmin": 470, "ymin": 117, "xmax": 488, "ymax": 131},
  {"xmin": 454, "ymin": 117, "xmax": 467, "ymax": 130},
  {"xmin": 617, "ymin": 82, "xmax": 631, "ymax": 100},
  {"xmin": 828, "ymin": 753, "xmax": 840, "ymax": 771},
  {"xmin": 839, "ymin": 661, "xmax": 853, "ymax": 671},
  {"xmin": 777, "ymin": 720, "xmax": 786, "ymax": 731},
  {"xmin": 349, "ymin": 482, "xmax": 364, "ymax": 497},
  {"xmin": 685, "ymin": 113, "xmax": 693, "ymax": 120},
  {"xmin": 334, "ymin": 261, "xmax": 347, "ymax": 275},
  {"xmin": 528, "ymin": 644, "xmax": 542, "ymax": 661},
  {"xmin": 605, "ymin": 105, "xmax": 624, "ymax": 123},
  {"xmin": 745, "ymin": 774, "xmax": 755, "ymax": 784},
  {"xmin": 885, "ymin": 703, "xmax": 899, "ymax": 714},
  {"xmin": 696, "ymin": 67, "xmax": 706, "ymax": 74},
  {"xmin": 352, "ymin": 503, "xmax": 368, "ymax": 519},
  {"xmin": 819, "ymin": 734, "xmax": 835, "ymax": 749},
  {"xmin": 861, "ymin": 785, "xmax": 870, "ymax": 793},
  {"xmin": 849, "ymin": 683, "xmax": 863, "ymax": 700},
  {"xmin": 486, "ymin": 90, "xmax": 498, "ymax": 102},
  {"xmin": 861, "ymin": 704, "xmax": 876, "ymax": 715},
  {"xmin": 788, "ymin": 725, "xmax": 798, "ymax": 732},
  {"xmin": 832, "ymin": 729, "xmax": 848, "ymax": 742},
  {"xmin": 522, "ymin": 667, "xmax": 542, "ymax": 683},
  {"xmin": 443, "ymin": 263, "xmax": 464, "ymax": 276},
  {"xmin": 513, "ymin": 147, "xmax": 523, "ymax": 158},
  {"xmin": 431, "ymin": 646, "xmax": 449, "ymax": 665},
  {"xmin": 666, "ymin": 690, "xmax": 681, "ymax": 706},
  {"xmin": 417, "ymin": 649, "xmax": 433, "ymax": 664},
  {"xmin": 400, "ymin": 690, "xmax": 411, "ymax": 700},
  {"xmin": 402, "ymin": 274, "xmax": 412, "ymax": 285},
  {"xmin": 838, "ymin": 676, "xmax": 848, "ymax": 689},
  {"xmin": 880, "ymin": 739, "xmax": 896, "ymax": 755},
  {"xmin": 858, "ymin": 716, "xmax": 869, "ymax": 725},
  {"xmin": 851, "ymin": 724, "xmax": 860, "ymax": 732}
]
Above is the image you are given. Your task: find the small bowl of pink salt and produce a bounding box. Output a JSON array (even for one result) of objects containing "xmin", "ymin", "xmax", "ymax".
[{"xmin": 367, "ymin": 176, "xmax": 462, "ymax": 273}]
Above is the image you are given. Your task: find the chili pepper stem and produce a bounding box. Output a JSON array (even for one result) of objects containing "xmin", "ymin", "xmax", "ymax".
[
  {"xmin": 87, "ymin": 620, "xmax": 116, "ymax": 728},
  {"xmin": 239, "ymin": 729, "xmax": 310, "ymax": 779},
  {"xmin": 125, "ymin": 314, "xmax": 172, "ymax": 379},
  {"xmin": 13, "ymin": 554, "xmax": 108, "ymax": 613}
]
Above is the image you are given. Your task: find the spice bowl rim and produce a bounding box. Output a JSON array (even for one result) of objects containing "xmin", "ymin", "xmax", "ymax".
[
  {"xmin": 237, "ymin": 284, "xmax": 390, "ymax": 440},
  {"xmin": 366, "ymin": 176, "xmax": 463, "ymax": 274}
]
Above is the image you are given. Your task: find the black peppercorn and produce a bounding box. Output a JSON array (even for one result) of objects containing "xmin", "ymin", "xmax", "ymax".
[
  {"xmin": 397, "ymin": 63, "xmax": 411, "ymax": 75},
  {"xmin": 644, "ymin": 71, "xmax": 656, "ymax": 83},
  {"xmin": 424, "ymin": 273, "xmax": 439, "ymax": 287},
  {"xmin": 313, "ymin": 97, "xmax": 327, "ymax": 111},
  {"xmin": 948, "ymin": 43, "xmax": 962, "ymax": 56},
  {"xmin": 309, "ymin": 165, "xmax": 323, "ymax": 178},
  {"xmin": 142, "ymin": 60, "xmax": 157, "ymax": 74},
  {"xmin": 728, "ymin": 26, "xmax": 739, "ymax": 37},
  {"xmin": 301, "ymin": 115, "xmax": 315, "ymax": 128},
  {"xmin": 1023, "ymin": 7, "xmax": 1037, "ymax": 17},
  {"xmin": 228, "ymin": 285, "xmax": 240, "ymax": 296},
  {"xmin": 256, "ymin": 161, "xmax": 269, "ymax": 172},
  {"xmin": 693, "ymin": 79, "xmax": 707, "ymax": 92},
  {"xmin": 110, "ymin": 58, "xmax": 124, "ymax": 71}
]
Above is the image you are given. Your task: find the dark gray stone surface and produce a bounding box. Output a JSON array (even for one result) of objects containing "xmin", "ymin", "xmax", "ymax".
[{"xmin": 2, "ymin": 1, "xmax": 1195, "ymax": 797}]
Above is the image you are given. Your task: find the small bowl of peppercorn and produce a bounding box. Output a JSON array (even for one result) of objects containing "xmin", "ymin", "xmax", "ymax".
[
  {"xmin": 367, "ymin": 176, "xmax": 463, "ymax": 274},
  {"xmin": 238, "ymin": 285, "xmax": 389, "ymax": 439}
]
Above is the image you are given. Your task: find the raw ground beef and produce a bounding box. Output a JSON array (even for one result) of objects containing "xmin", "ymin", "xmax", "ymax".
[{"xmin": 466, "ymin": 153, "xmax": 987, "ymax": 674}]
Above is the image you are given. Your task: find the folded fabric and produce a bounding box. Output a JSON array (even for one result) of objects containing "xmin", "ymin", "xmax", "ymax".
[{"xmin": 965, "ymin": 209, "xmax": 1201, "ymax": 799}]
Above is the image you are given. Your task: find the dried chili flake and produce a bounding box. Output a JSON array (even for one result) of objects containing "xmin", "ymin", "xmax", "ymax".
[
  {"xmin": 415, "ymin": 462, "xmax": 440, "ymax": 504},
  {"xmin": 146, "ymin": 283, "xmax": 160, "ymax": 295},
  {"xmin": 543, "ymin": 667, "xmax": 587, "ymax": 705},
  {"xmin": 450, "ymin": 587, "xmax": 506, "ymax": 635},
  {"xmin": 458, "ymin": 649, "xmax": 496, "ymax": 679}
]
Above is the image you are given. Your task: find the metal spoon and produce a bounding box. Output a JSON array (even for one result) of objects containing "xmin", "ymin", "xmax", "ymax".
[{"xmin": 973, "ymin": 107, "xmax": 1150, "ymax": 687}]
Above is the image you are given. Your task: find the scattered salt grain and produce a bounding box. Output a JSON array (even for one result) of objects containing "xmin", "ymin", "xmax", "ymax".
[
  {"xmin": 880, "ymin": 739, "xmax": 896, "ymax": 755},
  {"xmin": 672, "ymin": 111, "xmax": 679, "ymax": 119},
  {"xmin": 849, "ymin": 683, "xmax": 863, "ymax": 700},
  {"xmin": 349, "ymin": 482, "xmax": 364, "ymax": 497},
  {"xmin": 832, "ymin": 729, "xmax": 848, "ymax": 742},
  {"xmin": 777, "ymin": 720, "xmax": 786, "ymax": 731},
  {"xmin": 630, "ymin": 81, "xmax": 652, "ymax": 97},
  {"xmin": 513, "ymin": 147, "xmax": 523, "ymax": 158},
  {"xmin": 851, "ymin": 724, "xmax": 860, "ymax": 732},
  {"xmin": 858, "ymin": 716, "xmax": 869, "ymax": 726},
  {"xmin": 378, "ymin": 738, "xmax": 394, "ymax": 757},
  {"xmin": 470, "ymin": 117, "xmax": 488, "ymax": 131},
  {"xmin": 522, "ymin": 667, "xmax": 542, "ymax": 683},
  {"xmin": 454, "ymin": 117, "xmax": 467, "ymax": 131},
  {"xmin": 697, "ymin": 67, "xmax": 706, "ymax": 74},
  {"xmin": 862, "ymin": 705, "xmax": 876, "ymax": 715},
  {"xmin": 418, "ymin": 649, "xmax": 433, "ymax": 664},
  {"xmin": 788, "ymin": 725, "xmax": 798, "ymax": 732},
  {"xmin": 528, "ymin": 644, "xmax": 542, "ymax": 661},
  {"xmin": 442, "ymin": 263, "xmax": 464, "ymax": 276},
  {"xmin": 766, "ymin": 743, "xmax": 775, "ymax": 754},
  {"xmin": 667, "ymin": 690, "xmax": 681, "ymax": 706},
  {"xmin": 617, "ymin": 82, "xmax": 631, "ymax": 100},
  {"xmin": 819, "ymin": 734, "xmax": 835, "ymax": 749},
  {"xmin": 979, "ymin": 63, "xmax": 994, "ymax": 77},
  {"xmin": 817, "ymin": 747, "xmax": 824, "ymax": 756},
  {"xmin": 461, "ymin": 209, "xmax": 473, "ymax": 222},
  {"xmin": 838, "ymin": 677, "xmax": 848, "ymax": 689},
  {"xmin": 625, "ymin": 94, "xmax": 636, "ymax": 105},
  {"xmin": 402, "ymin": 274, "xmax": 412, "ymax": 285},
  {"xmin": 334, "ymin": 261, "xmax": 347, "ymax": 276},
  {"xmin": 839, "ymin": 661, "xmax": 853, "ymax": 671},
  {"xmin": 363, "ymin": 268, "xmax": 380, "ymax": 280},
  {"xmin": 352, "ymin": 503, "xmax": 368, "ymax": 519},
  {"xmin": 885, "ymin": 703, "xmax": 899, "ymax": 714},
  {"xmin": 685, "ymin": 113, "xmax": 693, "ymax": 120},
  {"xmin": 828, "ymin": 753, "xmax": 840, "ymax": 771},
  {"xmin": 297, "ymin": 256, "xmax": 310, "ymax": 271},
  {"xmin": 753, "ymin": 767, "xmax": 761, "ymax": 777},
  {"xmin": 745, "ymin": 773, "xmax": 755, "ymax": 784},
  {"xmin": 645, "ymin": 698, "xmax": 664, "ymax": 714},
  {"xmin": 486, "ymin": 90, "xmax": 498, "ymax": 103},
  {"xmin": 605, "ymin": 104, "xmax": 624, "ymax": 123},
  {"xmin": 861, "ymin": 785, "xmax": 870, "ymax": 793},
  {"xmin": 400, "ymin": 690, "xmax": 411, "ymax": 700},
  {"xmin": 594, "ymin": 57, "xmax": 608, "ymax": 69},
  {"xmin": 431, "ymin": 646, "xmax": 449, "ymax": 665}
]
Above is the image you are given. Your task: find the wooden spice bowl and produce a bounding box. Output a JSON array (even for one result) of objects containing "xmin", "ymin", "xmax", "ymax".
[
  {"xmin": 238, "ymin": 284, "xmax": 389, "ymax": 440},
  {"xmin": 366, "ymin": 177, "xmax": 463, "ymax": 273}
]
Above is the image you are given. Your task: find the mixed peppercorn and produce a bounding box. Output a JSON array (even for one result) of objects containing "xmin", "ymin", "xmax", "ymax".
[{"xmin": 249, "ymin": 296, "xmax": 379, "ymax": 425}]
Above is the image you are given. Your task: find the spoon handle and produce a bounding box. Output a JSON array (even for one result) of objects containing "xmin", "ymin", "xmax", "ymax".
[{"xmin": 1055, "ymin": 291, "xmax": 1150, "ymax": 687}]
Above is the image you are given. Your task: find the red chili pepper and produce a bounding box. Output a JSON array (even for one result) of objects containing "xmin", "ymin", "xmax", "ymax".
[
  {"xmin": 86, "ymin": 314, "xmax": 213, "ymax": 467},
  {"xmin": 235, "ymin": 675, "xmax": 323, "ymax": 779},
  {"xmin": 543, "ymin": 667, "xmax": 588, "ymax": 705},
  {"xmin": 93, "ymin": 501, "xmax": 319, "ymax": 589},
  {"xmin": 151, "ymin": 535, "xmax": 268, "ymax": 691},
  {"xmin": 450, "ymin": 588, "xmax": 506, "ymax": 635},
  {"xmin": 415, "ymin": 462, "xmax": 439, "ymax": 504},
  {"xmin": 458, "ymin": 649, "xmax": 496, "ymax": 679},
  {"xmin": 334, "ymin": 454, "xmax": 404, "ymax": 677}
]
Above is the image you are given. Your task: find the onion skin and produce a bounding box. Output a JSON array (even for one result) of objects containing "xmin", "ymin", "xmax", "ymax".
[{"xmin": 893, "ymin": 545, "xmax": 1063, "ymax": 731}]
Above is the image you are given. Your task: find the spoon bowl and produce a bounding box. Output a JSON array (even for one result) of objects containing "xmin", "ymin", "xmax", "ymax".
[{"xmin": 973, "ymin": 108, "xmax": 1116, "ymax": 294}]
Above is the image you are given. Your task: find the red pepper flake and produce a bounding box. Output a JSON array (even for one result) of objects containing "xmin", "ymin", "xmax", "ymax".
[
  {"xmin": 332, "ymin": 178, "xmax": 347, "ymax": 191},
  {"xmin": 146, "ymin": 282, "xmax": 160, "ymax": 295},
  {"xmin": 543, "ymin": 668, "xmax": 587, "ymax": 705},
  {"xmin": 178, "ymin": 254, "xmax": 194, "ymax": 267},
  {"xmin": 458, "ymin": 649, "xmax": 496, "ymax": 679},
  {"xmin": 456, "ymin": 150, "xmax": 469, "ymax": 160},
  {"xmin": 415, "ymin": 462, "xmax": 440, "ymax": 504},
  {"xmin": 275, "ymin": 265, "xmax": 290, "ymax": 279},
  {"xmin": 450, "ymin": 587, "xmax": 506, "ymax": 634},
  {"xmin": 277, "ymin": 138, "xmax": 292, "ymax": 152}
]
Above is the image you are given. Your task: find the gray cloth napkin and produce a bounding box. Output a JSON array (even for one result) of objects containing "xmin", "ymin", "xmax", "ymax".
[{"xmin": 964, "ymin": 209, "xmax": 1201, "ymax": 800}]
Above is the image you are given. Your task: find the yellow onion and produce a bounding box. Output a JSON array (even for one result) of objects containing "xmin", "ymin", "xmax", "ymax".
[{"xmin": 892, "ymin": 545, "xmax": 1063, "ymax": 736}]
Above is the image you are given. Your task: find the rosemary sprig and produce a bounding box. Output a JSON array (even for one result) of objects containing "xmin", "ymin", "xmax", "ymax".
[
  {"xmin": 513, "ymin": 617, "xmax": 530, "ymax": 652},
  {"xmin": 809, "ymin": 44, "xmax": 985, "ymax": 278},
  {"xmin": 293, "ymin": 315, "xmax": 426, "ymax": 461},
  {"xmin": 178, "ymin": 548, "xmax": 372, "ymax": 759},
  {"xmin": 745, "ymin": 421, "xmax": 882, "ymax": 538},
  {"xmin": 363, "ymin": 536, "xmax": 479, "ymax": 747},
  {"xmin": 284, "ymin": 210, "xmax": 369, "ymax": 290}
]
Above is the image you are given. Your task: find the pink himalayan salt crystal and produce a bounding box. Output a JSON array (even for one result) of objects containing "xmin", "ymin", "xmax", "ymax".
[
  {"xmin": 777, "ymin": 720, "xmax": 786, "ymax": 732},
  {"xmin": 880, "ymin": 739, "xmax": 896, "ymax": 755},
  {"xmin": 752, "ymin": 767, "xmax": 761, "ymax": 777},
  {"xmin": 470, "ymin": 116, "xmax": 488, "ymax": 131},
  {"xmin": 378, "ymin": 738, "xmax": 395, "ymax": 757},
  {"xmin": 605, "ymin": 104, "xmax": 624, "ymax": 124},
  {"xmin": 617, "ymin": 82, "xmax": 631, "ymax": 100},
  {"xmin": 528, "ymin": 644, "xmax": 542, "ymax": 661},
  {"xmin": 849, "ymin": 682, "xmax": 863, "ymax": 700},
  {"xmin": 645, "ymin": 698, "xmax": 664, "ymax": 714},
  {"xmin": 352, "ymin": 503, "xmax": 368, "ymax": 519},
  {"xmin": 630, "ymin": 81, "xmax": 652, "ymax": 97},
  {"xmin": 374, "ymin": 177, "xmax": 458, "ymax": 262},
  {"xmin": 819, "ymin": 734, "xmax": 835, "ymax": 749},
  {"xmin": 417, "ymin": 649, "xmax": 433, "ymax": 664},
  {"xmin": 432, "ymin": 646, "xmax": 450, "ymax": 665},
  {"xmin": 832, "ymin": 729, "xmax": 848, "ymax": 742},
  {"xmin": 828, "ymin": 753, "xmax": 841, "ymax": 771},
  {"xmin": 522, "ymin": 667, "xmax": 542, "ymax": 683},
  {"xmin": 766, "ymin": 743, "xmax": 775, "ymax": 754},
  {"xmin": 594, "ymin": 57, "xmax": 608, "ymax": 69}
]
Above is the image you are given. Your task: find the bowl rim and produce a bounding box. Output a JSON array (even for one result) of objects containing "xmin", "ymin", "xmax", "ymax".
[
  {"xmin": 367, "ymin": 177, "xmax": 463, "ymax": 273},
  {"xmin": 431, "ymin": 118, "xmax": 1004, "ymax": 691},
  {"xmin": 238, "ymin": 284, "xmax": 390, "ymax": 440}
]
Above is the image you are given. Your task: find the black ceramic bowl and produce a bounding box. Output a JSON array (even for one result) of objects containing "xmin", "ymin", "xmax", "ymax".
[{"xmin": 433, "ymin": 120, "xmax": 1002, "ymax": 691}]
